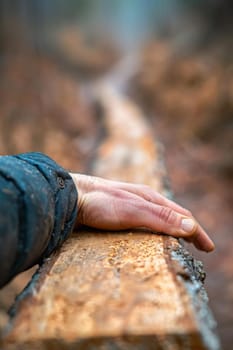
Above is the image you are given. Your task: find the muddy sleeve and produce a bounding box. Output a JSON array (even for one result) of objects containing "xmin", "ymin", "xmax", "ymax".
[{"xmin": 0, "ymin": 152, "xmax": 78, "ymax": 288}]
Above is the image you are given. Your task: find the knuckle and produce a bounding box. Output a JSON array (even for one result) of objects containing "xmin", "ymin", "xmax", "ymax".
[
  {"xmin": 158, "ymin": 207, "xmax": 176, "ymax": 224},
  {"xmin": 139, "ymin": 184, "xmax": 154, "ymax": 202}
]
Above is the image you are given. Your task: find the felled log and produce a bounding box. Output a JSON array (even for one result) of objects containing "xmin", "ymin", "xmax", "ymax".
[{"xmin": 1, "ymin": 85, "xmax": 220, "ymax": 350}]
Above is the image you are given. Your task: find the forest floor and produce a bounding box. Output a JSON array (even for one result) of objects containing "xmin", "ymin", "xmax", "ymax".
[{"xmin": 0, "ymin": 34, "xmax": 232, "ymax": 349}]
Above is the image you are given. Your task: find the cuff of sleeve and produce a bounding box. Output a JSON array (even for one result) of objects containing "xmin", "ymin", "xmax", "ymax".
[{"xmin": 15, "ymin": 152, "xmax": 78, "ymax": 260}]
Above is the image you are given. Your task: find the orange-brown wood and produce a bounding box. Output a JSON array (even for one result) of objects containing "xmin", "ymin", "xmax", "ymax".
[{"xmin": 1, "ymin": 86, "xmax": 219, "ymax": 350}]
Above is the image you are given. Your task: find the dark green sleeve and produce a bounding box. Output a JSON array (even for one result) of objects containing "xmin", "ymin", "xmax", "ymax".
[{"xmin": 0, "ymin": 152, "xmax": 78, "ymax": 288}]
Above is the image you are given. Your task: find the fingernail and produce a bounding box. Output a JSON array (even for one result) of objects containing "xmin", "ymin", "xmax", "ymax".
[{"xmin": 181, "ymin": 218, "xmax": 196, "ymax": 234}]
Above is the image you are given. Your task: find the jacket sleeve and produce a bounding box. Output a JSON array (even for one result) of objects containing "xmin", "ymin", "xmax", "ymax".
[{"xmin": 0, "ymin": 152, "xmax": 78, "ymax": 288}]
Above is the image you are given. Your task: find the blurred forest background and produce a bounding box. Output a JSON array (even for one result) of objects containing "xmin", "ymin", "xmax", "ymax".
[{"xmin": 0, "ymin": 1, "xmax": 232, "ymax": 349}]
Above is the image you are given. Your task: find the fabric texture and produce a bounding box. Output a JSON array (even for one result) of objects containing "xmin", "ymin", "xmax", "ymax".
[{"xmin": 0, "ymin": 152, "xmax": 78, "ymax": 288}]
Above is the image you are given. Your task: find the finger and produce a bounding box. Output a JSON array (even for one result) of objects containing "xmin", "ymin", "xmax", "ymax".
[
  {"xmin": 72, "ymin": 174, "xmax": 191, "ymax": 218},
  {"xmin": 116, "ymin": 198, "xmax": 197, "ymax": 238},
  {"xmin": 184, "ymin": 224, "xmax": 215, "ymax": 252},
  {"xmin": 130, "ymin": 199, "xmax": 214, "ymax": 252},
  {"xmin": 72, "ymin": 175, "xmax": 214, "ymax": 252},
  {"xmin": 82, "ymin": 189, "xmax": 214, "ymax": 251},
  {"xmin": 97, "ymin": 181, "xmax": 215, "ymax": 252},
  {"xmin": 96, "ymin": 179, "xmax": 193, "ymax": 218}
]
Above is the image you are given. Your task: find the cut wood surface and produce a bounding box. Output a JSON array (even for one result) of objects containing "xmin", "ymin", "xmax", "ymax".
[{"xmin": 1, "ymin": 85, "xmax": 220, "ymax": 350}]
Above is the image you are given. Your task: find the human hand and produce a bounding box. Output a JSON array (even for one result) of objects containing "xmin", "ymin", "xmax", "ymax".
[{"xmin": 70, "ymin": 173, "xmax": 215, "ymax": 252}]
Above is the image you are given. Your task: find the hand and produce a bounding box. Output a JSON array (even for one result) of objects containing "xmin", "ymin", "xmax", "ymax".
[{"xmin": 70, "ymin": 173, "xmax": 215, "ymax": 252}]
